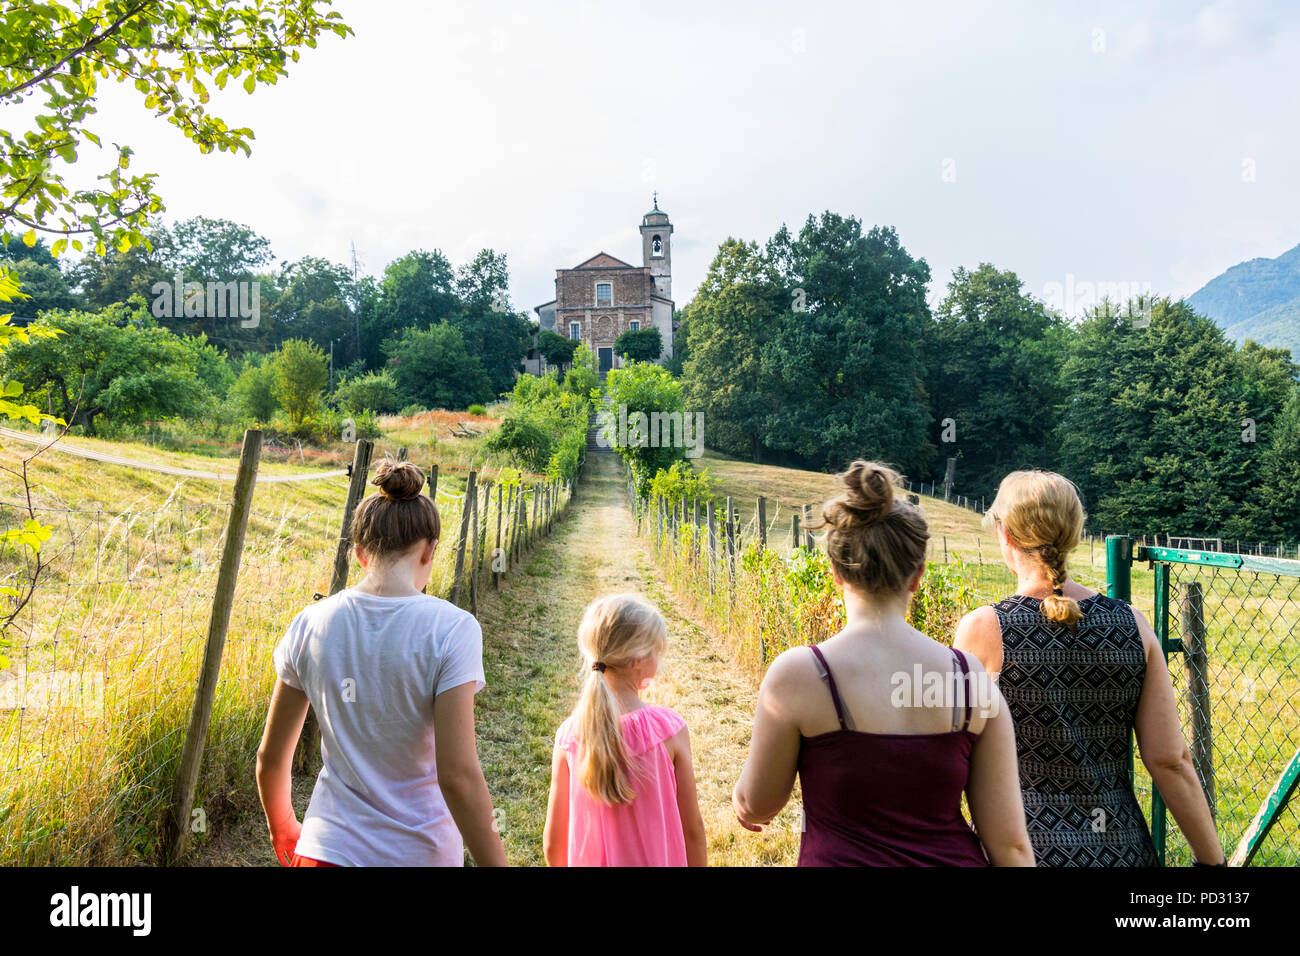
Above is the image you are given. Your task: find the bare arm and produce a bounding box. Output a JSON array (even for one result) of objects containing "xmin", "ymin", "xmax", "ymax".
[
  {"xmin": 732, "ymin": 651, "xmax": 802, "ymax": 830},
  {"xmin": 1131, "ymin": 608, "xmax": 1225, "ymax": 864},
  {"xmin": 668, "ymin": 727, "xmax": 708, "ymax": 866},
  {"xmin": 954, "ymin": 606, "xmax": 1003, "ymax": 676},
  {"xmin": 255, "ymin": 679, "xmax": 310, "ymax": 865},
  {"xmin": 542, "ymin": 743, "xmax": 569, "ymax": 867},
  {"xmin": 434, "ymin": 681, "xmax": 508, "ymax": 867},
  {"xmin": 965, "ymin": 682, "xmax": 1035, "ymax": 866}
]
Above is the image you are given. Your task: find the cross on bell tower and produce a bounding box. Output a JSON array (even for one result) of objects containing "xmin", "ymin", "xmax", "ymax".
[{"xmin": 640, "ymin": 196, "xmax": 672, "ymax": 301}]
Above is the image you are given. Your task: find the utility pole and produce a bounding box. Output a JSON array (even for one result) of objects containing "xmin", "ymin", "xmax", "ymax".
[{"xmin": 350, "ymin": 240, "xmax": 363, "ymax": 361}]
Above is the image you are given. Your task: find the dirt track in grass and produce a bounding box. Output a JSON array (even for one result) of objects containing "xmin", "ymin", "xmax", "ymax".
[{"xmin": 194, "ymin": 449, "xmax": 797, "ymax": 866}]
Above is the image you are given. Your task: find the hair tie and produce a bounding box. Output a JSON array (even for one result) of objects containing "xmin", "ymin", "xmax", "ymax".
[
  {"xmin": 592, "ymin": 661, "xmax": 607, "ymax": 673},
  {"xmin": 1052, "ymin": 588, "xmax": 1063, "ymax": 596}
]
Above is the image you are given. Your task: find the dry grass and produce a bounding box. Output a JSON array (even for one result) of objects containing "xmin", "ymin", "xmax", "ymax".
[
  {"xmin": 471, "ymin": 451, "xmax": 800, "ymax": 866},
  {"xmin": 693, "ymin": 448, "xmax": 1112, "ymax": 595},
  {"xmin": 0, "ymin": 417, "xmax": 516, "ymax": 865}
]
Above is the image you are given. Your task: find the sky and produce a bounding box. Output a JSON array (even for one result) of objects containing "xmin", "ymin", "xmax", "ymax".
[{"xmin": 66, "ymin": 0, "xmax": 1300, "ymax": 318}]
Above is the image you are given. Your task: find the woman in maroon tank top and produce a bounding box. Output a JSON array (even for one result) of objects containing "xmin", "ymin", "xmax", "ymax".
[{"xmin": 732, "ymin": 461, "xmax": 1034, "ymax": 867}]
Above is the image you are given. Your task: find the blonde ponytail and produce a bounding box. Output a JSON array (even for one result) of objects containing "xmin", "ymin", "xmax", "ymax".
[
  {"xmin": 1036, "ymin": 543, "xmax": 1082, "ymax": 629},
  {"xmin": 985, "ymin": 471, "xmax": 1086, "ymax": 629},
  {"xmin": 569, "ymin": 594, "xmax": 667, "ymax": 805}
]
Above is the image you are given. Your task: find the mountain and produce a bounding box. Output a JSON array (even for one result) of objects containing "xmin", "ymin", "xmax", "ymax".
[{"xmin": 1188, "ymin": 244, "xmax": 1300, "ymax": 358}]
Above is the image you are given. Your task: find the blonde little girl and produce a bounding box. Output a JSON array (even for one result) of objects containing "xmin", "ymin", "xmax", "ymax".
[{"xmin": 543, "ymin": 593, "xmax": 707, "ymax": 866}]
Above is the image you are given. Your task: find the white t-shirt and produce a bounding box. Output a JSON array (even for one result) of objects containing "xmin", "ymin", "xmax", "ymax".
[{"xmin": 272, "ymin": 588, "xmax": 485, "ymax": 866}]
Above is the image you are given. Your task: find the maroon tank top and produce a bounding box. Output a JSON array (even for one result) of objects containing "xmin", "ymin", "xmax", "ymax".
[{"xmin": 796, "ymin": 645, "xmax": 991, "ymax": 867}]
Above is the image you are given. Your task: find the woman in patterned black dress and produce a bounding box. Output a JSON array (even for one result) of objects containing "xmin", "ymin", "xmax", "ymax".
[{"xmin": 955, "ymin": 470, "xmax": 1224, "ymax": 867}]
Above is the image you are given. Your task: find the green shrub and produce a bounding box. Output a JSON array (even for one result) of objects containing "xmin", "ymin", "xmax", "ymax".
[
  {"xmin": 334, "ymin": 369, "xmax": 399, "ymax": 415},
  {"xmin": 648, "ymin": 460, "xmax": 716, "ymax": 507},
  {"xmin": 467, "ymin": 403, "xmax": 487, "ymax": 417}
]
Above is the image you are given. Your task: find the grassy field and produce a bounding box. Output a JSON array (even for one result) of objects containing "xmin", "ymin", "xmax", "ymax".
[
  {"xmin": 692, "ymin": 449, "xmax": 1113, "ymax": 596},
  {"xmin": 0, "ymin": 416, "xmax": 511, "ymax": 865},
  {"xmin": 681, "ymin": 448, "xmax": 1300, "ymax": 866}
]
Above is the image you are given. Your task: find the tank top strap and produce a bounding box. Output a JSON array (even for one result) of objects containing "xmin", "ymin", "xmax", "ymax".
[
  {"xmin": 808, "ymin": 645, "xmax": 849, "ymax": 731},
  {"xmin": 950, "ymin": 648, "xmax": 972, "ymax": 733}
]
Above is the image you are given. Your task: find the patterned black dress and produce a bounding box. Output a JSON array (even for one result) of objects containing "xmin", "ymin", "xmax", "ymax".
[{"xmin": 992, "ymin": 593, "xmax": 1160, "ymax": 866}]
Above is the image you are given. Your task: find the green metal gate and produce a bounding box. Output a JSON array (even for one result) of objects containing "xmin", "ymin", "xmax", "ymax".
[{"xmin": 1106, "ymin": 536, "xmax": 1300, "ymax": 866}]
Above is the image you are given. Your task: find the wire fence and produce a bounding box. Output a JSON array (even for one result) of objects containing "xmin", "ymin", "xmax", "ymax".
[
  {"xmin": 630, "ymin": 473, "xmax": 1300, "ymax": 866},
  {"xmin": 0, "ymin": 439, "xmax": 577, "ymax": 866},
  {"xmin": 1121, "ymin": 547, "xmax": 1300, "ymax": 867}
]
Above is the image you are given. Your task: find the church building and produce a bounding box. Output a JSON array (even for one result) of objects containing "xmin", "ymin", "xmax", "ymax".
[{"xmin": 532, "ymin": 197, "xmax": 675, "ymax": 373}]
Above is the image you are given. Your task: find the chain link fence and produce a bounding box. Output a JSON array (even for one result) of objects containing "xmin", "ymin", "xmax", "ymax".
[{"xmin": 1125, "ymin": 547, "xmax": 1300, "ymax": 866}]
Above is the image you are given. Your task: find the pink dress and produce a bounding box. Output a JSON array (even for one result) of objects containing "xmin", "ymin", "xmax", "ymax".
[{"xmin": 554, "ymin": 704, "xmax": 689, "ymax": 867}]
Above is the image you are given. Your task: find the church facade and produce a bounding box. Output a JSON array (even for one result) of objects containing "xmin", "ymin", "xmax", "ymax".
[{"xmin": 532, "ymin": 199, "xmax": 674, "ymax": 373}]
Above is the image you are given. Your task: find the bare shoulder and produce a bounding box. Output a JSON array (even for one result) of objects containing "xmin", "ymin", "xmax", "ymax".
[
  {"xmin": 763, "ymin": 644, "xmax": 819, "ymax": 690},
  {"xmin": 957, "ymin": 604, "xmax": 1001, "ymax": 634},
  {"xmin": 954, "ymin": 605, "xmax": 1004, "ymax": 673},
  {"xmin": 1125, "ymin": 601, "xmax": 1161, "ymax": 655},
  {"xmin": 954, "ymin": 605, "xmax": 1002, "ymax": 649}
]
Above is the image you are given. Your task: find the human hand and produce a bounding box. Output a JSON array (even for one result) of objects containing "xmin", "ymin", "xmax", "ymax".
[{"xmin": 269, "ymin": 813, "xmax": 302, "ymax": 866}]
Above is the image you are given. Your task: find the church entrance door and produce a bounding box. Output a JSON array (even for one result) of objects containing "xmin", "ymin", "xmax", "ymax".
[{"xmin": 598, "ymin": 347, "xmax": 613, "ymax": 373}]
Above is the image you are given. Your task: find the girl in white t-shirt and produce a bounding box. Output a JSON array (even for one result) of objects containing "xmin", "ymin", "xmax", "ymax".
[{"xmin": 255, "ymin": 459, "xmax": 507, "ymax": 867}]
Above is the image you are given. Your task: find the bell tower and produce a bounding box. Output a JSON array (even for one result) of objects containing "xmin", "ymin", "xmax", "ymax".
[{"xmin": 640, "ymin": 192, "xmax": 672, "ymax": 302}]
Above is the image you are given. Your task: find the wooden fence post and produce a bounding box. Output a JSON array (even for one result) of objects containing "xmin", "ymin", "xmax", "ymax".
[
  {"xmin": 300, "ymin": 438, "xmax": 374, "ymax": 770},
  {"xmin": 1183, "ymin": 582, "xmax": 1215, "ymax": 816},
  {"xmin": 706, "ymin": 501, "xmax": 717, "ymax": 595},
  {"xmin": 802, "ymin": 504, "xmax": 814, "ymax": 549},
  {"xmin": 792, "ymin": 513, "xmax": 801, "ymax": 550},
  {"xmin": 757, "ymin": 496, "xmax": 767, "ymax": 549},
  {"xmin": 514, "ymin": 487, "xmax": 525, "ymax": 565},
  {"xmin": 692, "ymin": 499, "xmax": 701, "ymax": 568},
  {"xmin": 494, "ymin": 482, "xmax": 504, "ymax": 589},
  {"xmin": 531, "ymin": 482, "xmax": 541, "ymax": 547},
  {"xmin": 166, "ymin": 429, "xmax": 263, "ymax": 864},
  {"xmin": 725, "ymin": 496, "xmax": 736, "ymax": 587},
  {"xmin": 329, "ymin": 439, "xmax": 375, "ymax": 595},
  {"xmin": 469, "ymin": 479, "xmax": 482, "ymax": 614},
  {"xmin": 449, "ymin": 468, "xmax": 477, "ymax": 606},
  {"xmin": 427, "ymin": 464, "xmax": 438, "ymax": 501}
]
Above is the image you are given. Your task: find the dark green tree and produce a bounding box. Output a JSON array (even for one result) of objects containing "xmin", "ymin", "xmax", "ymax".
[
  {"xmin": 4, "ymin": 301, "xmax": 205, "ymax": 432},
  {"xmin": 537, "ymin": 329, "xmax": 578, "ymax": 369},
  {"xmin": 921, "ymin": 263, "xmax": 1072, "ymax": 499},
  {"xmin": 383, "ymin": 324, "xmax": 492, "ymax": 410},
  {"xmin": 1056, "ymin": 299, "xmax": 1259, "ymax": 538},
  {"xmin": 761, "ymin": 214, "xmax": 933, "ymax": 473},
  {"xmin": 680, "ymin": 238, "xmax": 784, "ymax": 461},
  {"xmin": 614, "ymin": 327, "xmax": 663, "ymax": 363}
]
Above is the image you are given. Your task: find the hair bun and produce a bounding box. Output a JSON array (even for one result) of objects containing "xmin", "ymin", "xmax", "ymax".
[
  {"xmin": 372, "ymin": 459, "xmax": 425, "ymax": 501},
  {"xmin": 828, "ymin": 460, "xmax": 897, "ymax": 528}
]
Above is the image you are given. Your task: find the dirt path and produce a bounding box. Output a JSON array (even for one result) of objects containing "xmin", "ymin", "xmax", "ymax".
[
  {"xmin": 195, "ymin": 450, "xmax": 798, "ymax": 866},
  {"xmin": 475, "ymin": 450, "xmax": 799, "ymax": 866}
]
